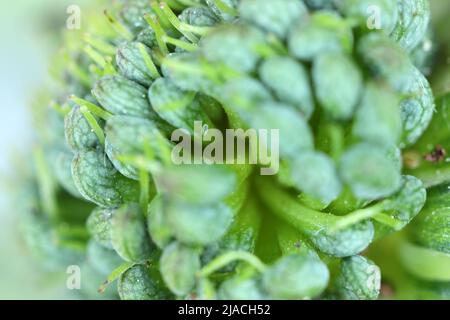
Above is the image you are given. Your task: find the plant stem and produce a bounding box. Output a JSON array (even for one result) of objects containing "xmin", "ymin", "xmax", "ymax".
[
  {"xmin": 257, "ymin": 178, "xmax": 335, "ymax": 235},
  {"xmin": 98, "ymin": 261, "xmax": 135, "ymax": 293},
  {"xmin": 328, "ymin": 203, "xmax": 385, "ymax": 233},
  {"xmin": 79, "ymin": 106, "xmax": 106, "ymax": 146},
  {"xmin": 199, "ymin": 251, "xmax": 267, "ymax": 277},
  {"xmin": 137, "ymin": 43, "xmax": 161, "ymax": 78},
  {"xmin": 70, "ymin": 96, "xmax": 113, "ymax": 120}
]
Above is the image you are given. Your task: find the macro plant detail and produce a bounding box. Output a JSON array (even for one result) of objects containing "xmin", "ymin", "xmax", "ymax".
[{"xmin": 19, "ymin": 0, "xmax": 450, "ymax": 300}]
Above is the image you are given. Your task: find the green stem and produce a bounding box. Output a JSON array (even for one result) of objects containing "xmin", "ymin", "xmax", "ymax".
[
  {"xmin": 372, "ymin": 213, "xmax": 404, "ymax": 230},
  {"xmin": 144, "ymin": 14, "xmax": 169, "ymax": 55},
  {"xmin": 79, "ymin": 106, "xmax": 106, "ymax": 146},
  {"xmin": 103, "ymin": 10, "xmax": 133, "ymax": 41},
  {"xmin": 70, "ymin": 96, "xmax": 113, "ymax": 120},
  {"xmin": 257, "ymin": 178, "xmax": 335, "ymax": 235},
  {"xmin": 33, "ymin": 148, "xmax": 58, "ymax": 221},
  {"xmin": 139, "ymin": 169, "xmax": 150, "ymax": 216},
  {"xmin": 84, "ymin": 46, "xmax": 106, "ymax": 68},
  {"xmin": 199, "ymin": 251, "xmax": 267, "ymax": 277},
  {"xmin": 162, "ymin": 35, "xmax": 198, "ymax": 52},
  {"xmin": 150, "ymin": 1, "xmax": 174, "ymax": 31},
  {"xmin": 212, "ymin": 0, "xmax": 238, "ymax": 16},
  {"xmin": 98, "ymin": 261, "xmax": 135, "ymax": 293},
  {"xmin": 160, "ymin": 2, "xmax": 199, "ymax": 43},
  {"xmin": 56, "ymin": 225, "xmax": 90, "ymax": 240},
  {"xmin": 329, "ymin": 203, "xmax": 385, "ymax": 233},
  {"xmin": 276, "ymin": 219, "xmax": 309, "ymax": 255},
  {"xmin": 179, "ymin": 23, "xmax": 212, "ymax": 36},
  {"xmin": 50, "ymin": 101, "xmax": 71, "ymax": 116},
  {"xmin": 103, "ymin": 57, "xmax": 117, "ymax": 75},
  {"xmin": 67, "ymin": 61, "xmax": 91, "ymax": 87},
  {"xmin": 163, "ymin": 0, "xmax": 184, "ymax": 11},
  {"xmin": 327, "ymin": 123, "xmax": 345, "ymax": 161},
  {"xmin": 266, "ymin": 34, "xmax": 289, "ymax": 55},
  {"xmin": 84, "ymin": 33, "xmax": 116, "ymax": 55},
  {"xmin": 137, "ymin": 43, "xmax": 161, "ymax": 78}
]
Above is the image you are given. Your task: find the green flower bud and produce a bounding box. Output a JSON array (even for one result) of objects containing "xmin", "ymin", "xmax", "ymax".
[
  {"xmin": 154, "ymin": 165, "xmax": 237, "ymax": 205},
  {"xmin": 104, "ymin": 138, "xmax": 139, "ymax": 180},
  {"xmin": 53, "ymin": 147, "xmax": 81, "ymax": 198},
  {"xmin": 352, "ymin": 82, "xmax": 402, "ymax": 146},
  {"xmin": 167, "ymin": 201, "xmax": 234, "ymax": 245},
  {"xmin": 339, "ymin": 143, "xmax": 402, "ymax": 200},
  {"xmin": 119, "ymin": 263, "xmax": 172, "ymax": 300},
  {"xmin": 410, "ymin": 184, "xmax": 450, "ymax": 254},
  {"xmin": 411, "ymin": 207, "xmax": 450, "ymax": 254},
  {"xmin": 201, "ymin": 24, "xmax": 265, "ymax": 72},
  {"xmin": 400, "ymin": 67, "xmax": 435, "ymax": 146},
  {"xmin": 120, "ymin": 0, "xmax": 153, "ymax": 33},
  {"xmin": 136, "ymin": 28, "xmax": 157, "ymax": 48},
  {"xmin": 160, "ymin": 242, "xmax": 201, "ymax": 296},
  {"xmin": 313, "ymin": 52, "xmax": 362, "ymax": 120},
  {"xmin": 147, "ymin": 195, "xmax": 174, "ymax": 249},
  {"xmin": 289, "ymin": 11, "xmax": 353, "ymax": 60},
  {"xmin": 246, "ymin": 101, "xmax": 314, "ymax": 159},
  {"xmin": 239, "ymin": 0, "xmax": 308, "ymax": 38},
  {"xmin": 262, "ymin": 251, "xmax": 329, "ymax": 299},
  {"xmin": 335, "ymin": 0, "xmax": 398, "ymax": 34},
  {"xmin": 311, "ymin": 221, "xmax": 375, "ymax": 257},
  {"xmin": 104, "ymin": 115, "xmax": 173, "ymax": 172},
  {"xmin": 205, "ymin": 0, "xmax": 239, "ymax": 21},
  {"xmin": 219, "ymin": 276, "xmax": 267, "ymax": 300},
  {"xmin": 65, "ymin": 105, "xmax": 101, "ymax": 151},
  {"xmin": 86, "ymin": 207, "xmax": 115, "ymax": 249},
  {"xmin": 391, "ymin": 0, "xmax": 430, "ymax": 51},
  {"xmin": 179, "ymin": 7, "xmax": 219, "ymax": 27},
  {"xmin": 259, "ymin": 56, "xmax": 314, "ymax": 118},
  {"xmin": 111, "ymin": 203, "xmax": 153, "ymax": 262},
  {"xmin": 358, "ymin": 32, "xmax": 414, "ymax": 91},
  {"xmin": 335, "ymin": 256, "xmax": 381, "ymax": 300},
  {"xmin": 285, "ymin": 151, "xmax": 342, "ymax": 206},
  {"xmin": 92, "ymin": 75, "xmax": 155, "ymax": 118},
  {"xmin": 148, "ymin": 78, "xmax": 211, "ymax": 131},
  {"xmin": 72, "ymin": 149, "xmax": 140, "ymax": 208},
  {"xmin": 116, "ymin": 42, "xmax": 156, "ymax": 87}
]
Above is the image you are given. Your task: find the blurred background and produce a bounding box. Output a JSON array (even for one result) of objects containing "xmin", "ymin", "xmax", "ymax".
[
  {"xmin": 0, "ymin": 0, "xmax": 89, "ymax": 299},
  {"xmin": 0, "ymin": 0, "xmax": 449, "ymax": 299}
]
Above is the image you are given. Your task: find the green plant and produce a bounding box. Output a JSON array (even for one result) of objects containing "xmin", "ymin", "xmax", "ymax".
[{"xmin": 20, "ymin": 0, "xmax": 449, "ymax": 300}]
